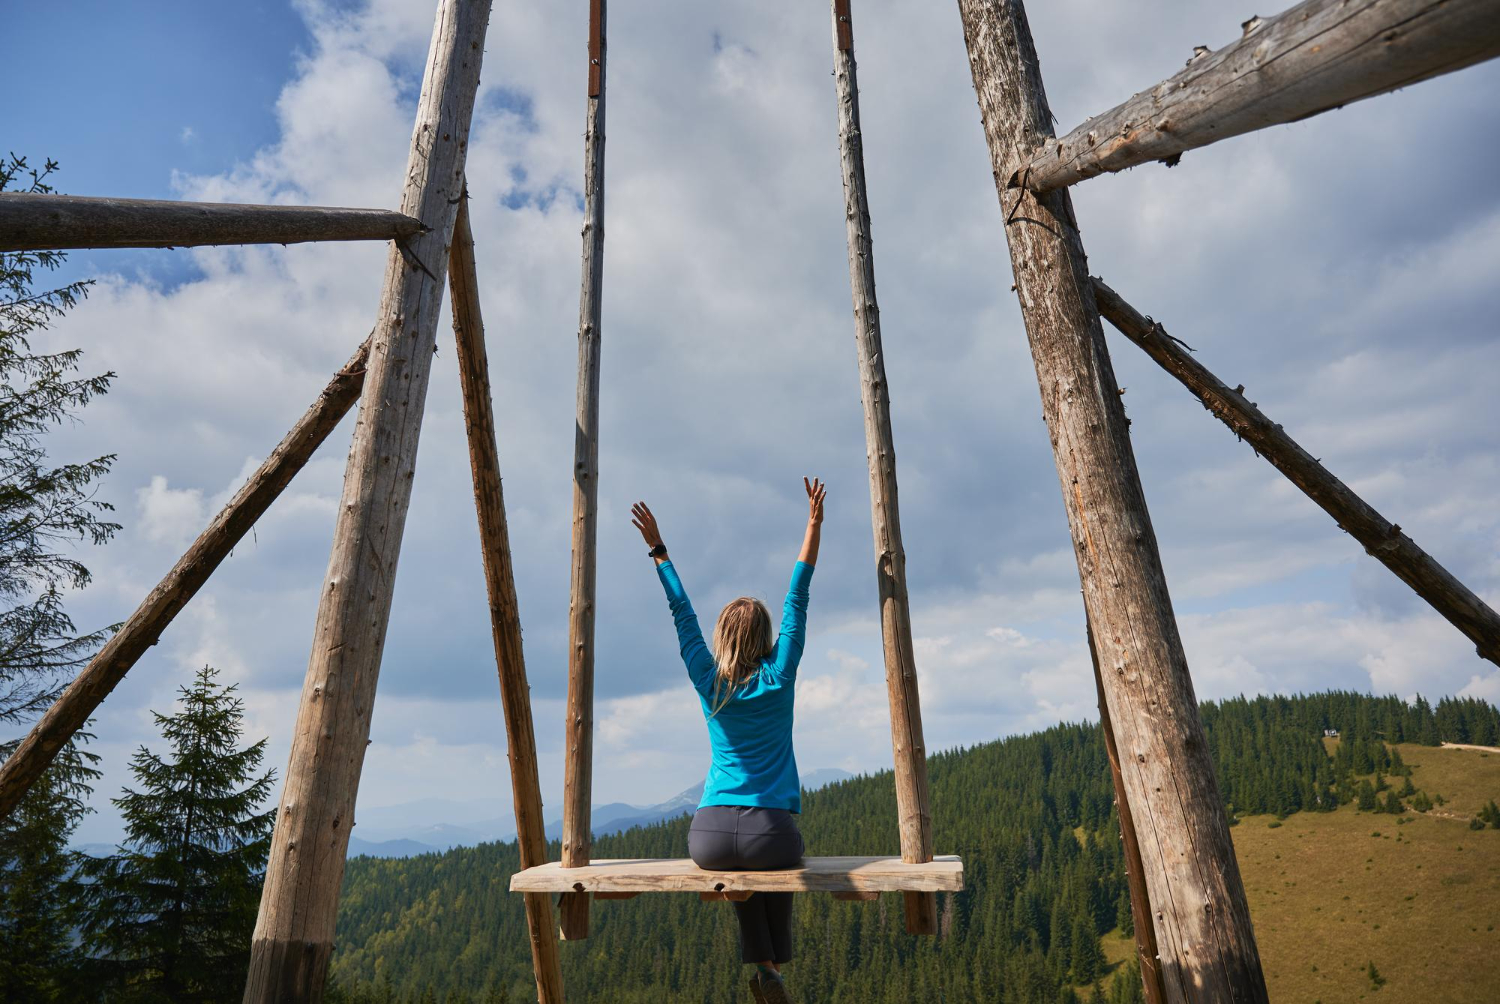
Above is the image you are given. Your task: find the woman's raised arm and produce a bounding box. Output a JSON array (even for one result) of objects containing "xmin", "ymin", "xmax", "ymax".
[
  {"xmin": 633, "ymin": 501, "xmax": 714, "ymax": 690},
  {"xmin": 797, "ymin": 477, "xmax": 825, "ymax": 567}
]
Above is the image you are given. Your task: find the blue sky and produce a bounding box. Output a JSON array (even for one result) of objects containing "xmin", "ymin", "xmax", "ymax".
[{"xmin": 4, "ymin": 0, "xmax": 1498, "ymax": 844}]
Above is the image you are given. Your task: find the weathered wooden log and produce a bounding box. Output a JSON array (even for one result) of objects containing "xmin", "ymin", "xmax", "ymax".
[
  {"xmin": 0, "ymin": 339, "xmax": 369, "ymax": 822},
  {"xmin": 241, "ymin": 3, "xmax": 491, "ymax": 1001},
  {"xmin": 1092, "ymin": 277, "xmax": 1500, "ymax": 666},
  {"xmin": 449, "ymin": 198, "xmax": 565, "ymax": 1004},
  {"xmin": 956, "ymin": 3, "xmax": 1269, "ymax": 1000},
  {"xmin": 560, "ymin": 0, "xmax": 607, "ymax": 944},
  {"xmin": 1009, "ymin": 0, "xmax": 1500, "ymax": 193},
  {"xmin": 0, "ymin": 192, "xmax": 426, "ymax": 252},
  {"xmin": 830, "ymin": 0, "xmax": 937, "ymax": 937},
  {"xmin": 1089, "ymin": 616, "xmax": 1167, "ymax": 1004},
  {"xmin": 511, "ymin": 856, "xmax": 965, "ymax": 894}
]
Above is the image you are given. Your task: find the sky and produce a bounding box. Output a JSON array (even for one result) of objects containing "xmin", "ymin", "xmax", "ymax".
[{"xmin": 4, "ymin": 0, "xmax": 1498, "ymax": 845}]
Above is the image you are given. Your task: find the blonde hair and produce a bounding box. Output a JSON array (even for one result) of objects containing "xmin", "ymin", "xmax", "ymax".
[{"xmin": 708, "ymin": 597, "xmax": 774, "ymax": 719}]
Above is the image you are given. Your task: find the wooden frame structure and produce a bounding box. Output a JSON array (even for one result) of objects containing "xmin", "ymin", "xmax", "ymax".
[{"xmin": 0, "ymin": 0, "xmax": 1494, "ymax": 1001}]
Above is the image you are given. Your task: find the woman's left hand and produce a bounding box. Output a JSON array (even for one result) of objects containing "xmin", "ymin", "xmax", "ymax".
[
  {"xmin": 631, "ymin": 501, "xmax": 665, "ymax": 549},
  {"xmin": 804, "ymin": 477, "xmax": 826, "ymax": 526}
]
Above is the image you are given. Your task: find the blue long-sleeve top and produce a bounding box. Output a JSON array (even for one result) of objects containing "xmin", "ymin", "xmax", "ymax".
[{"xmin": 656, "ymin": 559, "xmax": 814, "ymax": 813}]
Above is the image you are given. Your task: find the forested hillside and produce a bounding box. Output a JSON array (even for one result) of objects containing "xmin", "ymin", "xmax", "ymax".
[{"xmin": 327, "ymin": 693, "xmax": 1500, "ymax": 1003}]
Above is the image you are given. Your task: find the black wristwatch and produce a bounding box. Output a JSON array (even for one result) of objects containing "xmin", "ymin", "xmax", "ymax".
[{"xmin": 648, "ymin": 543, "xmax": 668, "ymax": 559}]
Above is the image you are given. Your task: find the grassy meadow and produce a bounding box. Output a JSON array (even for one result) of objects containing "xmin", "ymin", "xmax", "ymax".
[{"xmin": 1091, "ymin": 743, "xmax": 1500, "ymax": 1003}]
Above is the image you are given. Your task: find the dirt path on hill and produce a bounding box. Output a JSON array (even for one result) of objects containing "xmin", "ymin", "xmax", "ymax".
[{"xmin": 1440, "ymin": 742, "xmax": 1500, "ymax": 754}]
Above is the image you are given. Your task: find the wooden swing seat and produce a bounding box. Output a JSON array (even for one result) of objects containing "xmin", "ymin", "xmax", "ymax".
[{"xmin": 510, "ymin": 855, "xmax": 963, "ymax": 901}]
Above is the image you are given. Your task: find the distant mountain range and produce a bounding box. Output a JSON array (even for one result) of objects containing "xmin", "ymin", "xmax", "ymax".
[
  {"xmin": 71, "ymin": 768, "xmax": 856, "ymax": 860},
  {"xmin": 345, "ymin": 767, "xmax": 854, "ymax": 858}
]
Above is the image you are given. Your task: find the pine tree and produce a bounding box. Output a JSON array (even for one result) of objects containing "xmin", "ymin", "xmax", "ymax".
[
  {"xmin": 0, "ymin": 732, "xmax": 100, "ymax": 1001},
  {"xmin": 1069, "ymin": 914, "xmax": 1104, "ymax": 983},
  {"xmin": 1480, "ymin": 800, "xmax": 1500, "ymax": 829},
  {"xmin": 1115, "ymin": 889, "xmax": 1134, "ymax": 937},
  {"xmin": 75, "ymin": 665, "xmax": 276, "ymax": 1001},
  {"xmin": 0, "ymin": 154, "xmax": 118, "ymax": 728}
]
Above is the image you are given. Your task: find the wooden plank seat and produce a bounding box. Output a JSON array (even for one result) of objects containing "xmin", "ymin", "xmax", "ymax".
[{"xmin": 510, "ymin": 855, "xmax": 963, "ymax": 902}]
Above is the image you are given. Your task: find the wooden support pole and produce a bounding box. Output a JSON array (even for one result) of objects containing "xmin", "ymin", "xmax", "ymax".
[
  {"xmin": 559, "ymin": 0, "xmax": 606, "ymax": 943},
  {"xmin": 241, "ymin": 3, "xmax": 491, "ymax": 1001},
  {"xmin": 829, "ymin": 0, "xmax": 937, "ymax": 937},
  {"xmin": 448, "ymin": 198, "xmax": 565, "ymax": 1004},
  {"xmin": 1007, "ymin": 0, "xmax": 1500, "ymax": 193},
  {"xmin": 0, "ymin": 193, "xmax": 426, "ymax": 252},
  {"xmin": 1092, "ymin": 277, "xmax": 1500, "ymax": 666},
  {"xmin": 1089, "ymin": 616, "xmax": 1167, "ymax": 1004},
  {"xmin": 0, "ymin": 339, "xmax": 369, "ymax": 821},
  {"xmin": 956, "ymin": 3, "xmax": 1268, "ymax": 999}
]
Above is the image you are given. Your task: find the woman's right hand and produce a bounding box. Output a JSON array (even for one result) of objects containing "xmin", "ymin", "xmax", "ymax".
[{"xmin": 631, "ymin": 501, "xmax": 665, "ymax": 549}]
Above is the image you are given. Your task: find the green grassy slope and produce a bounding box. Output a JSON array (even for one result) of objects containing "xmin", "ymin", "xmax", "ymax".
[{"xmin": 1234, "ymin": 744, "xmax": 1500, "ymax": 1004}]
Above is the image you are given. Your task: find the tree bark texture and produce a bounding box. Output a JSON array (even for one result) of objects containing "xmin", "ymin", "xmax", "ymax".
[
  {"xmin": 242, "ymin": 3, "xmax": 491, "ymax": 1001},
  {"xmin": 448, "ymin": 198, "xmax": 565, "ymax": 1004},
  {"xmin": 1089, "ymin": 617, "xmax": 1168, "ymax": 1004},
  {"xmin": 1010, "ymin": 0, "xmax": 1500, "ymax": 192},
  {"xmin": 1092, "ymin": 277, "xmax": 1500, "ymax": 666},
  {"xmin": 0, "ymin": 193, "xmax": 426, "ymax": 252},
  {"xmin": 0, "ymin": 339, "xmax": 369, "ymax": 821},
  {"xmin": 560, "ymin": 0, "xmax": 607, "ymax": 943},
  {"xmin": 956, "ymin": 3, "xmax": 1268, "ymax": 1000},
  {"xmin": 830, "ymin": 0, "xmax": 937, "ymax": 937}
]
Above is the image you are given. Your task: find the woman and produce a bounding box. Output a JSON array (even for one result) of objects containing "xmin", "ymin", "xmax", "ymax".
[{"xmin": 630, "ymin": 477, "xmax": 825, "ymax": 1004}]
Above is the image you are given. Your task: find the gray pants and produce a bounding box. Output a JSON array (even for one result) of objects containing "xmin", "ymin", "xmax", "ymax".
[{"xmin": 688, "ymin": 805, "xmax": 804, "ymax": 964}]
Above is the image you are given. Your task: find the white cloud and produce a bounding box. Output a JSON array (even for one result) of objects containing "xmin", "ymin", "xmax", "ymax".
[{"xmin": 136, "ymin": 475, "xmax": 208, "ymax": 548}]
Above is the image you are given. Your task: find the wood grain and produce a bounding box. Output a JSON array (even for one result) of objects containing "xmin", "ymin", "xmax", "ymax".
[
  {"xmin": 1011, "ymin": 0, "xmax": 1500, "ymax": 192},
  {"xmin": 242, "ymin": 3, "xmax": 492, "ymax": 1001},
  {"xmin": 0, "ymin": 193, "xmax": 425, "ymax": 251},
  {"xmin": 449, "ymin": 198, "xmax": 565, "ymax": 1004},
  {"xmin": 828, "ymin": 0, "xmax": 938, "ymax": 937},
  {"xmin": 511, "ymin": 856, "xmax": 965, "ymax": 894},
  {"xmin": 1090, "ymin": 617, "xmax": 1167, "ymax": 1004},
  {"xmin": 0, "ymin": 339, "xmax": 369, "ymax": 821},
  {"xmin": 1093, "ymin": 277, "xmax": 1500, "ymax": 666},
  {"xmin": 956, "ymin": 2, "xmax": 1268, "ymax": 1001},
  {"xmin": 560, "ymin": 0, "xmax": 607, "ymax": 946}
]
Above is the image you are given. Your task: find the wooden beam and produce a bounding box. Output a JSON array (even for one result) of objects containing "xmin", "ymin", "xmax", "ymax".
[
  {"xmin": 241, "ymin": 3, "xmax": 492, "ymax": 1001},
  {"xmin": 1092, "ymin": 277, "xmax": 1500, "ymax": 666},
  {"xmin": 560, "ymin": 0, "xmax": 607, "ymax": 944},
  {"xmin": 0, "ymin": 193, "xmax": 426, "ymax": 252},
  {"xmin": 1008, "ymin": 0, "xmax": 1500, "ymax": 193},
  {"xmin": 448, "ymin": 198, "xmax": 565, "ymax": 1004},
  {"xmin": 956, "ymin": 3, "xmax": 1269, "ymax": 1000},
  {"xmin": 511, "ymin": 856, "xmax": 965, "ymax": 894},
  {"xmin": 0, "ymin": 339, "xmax": 369, "ymax": 822},
  {"xmin": 1089, "ymin": 617, "xmax": 1167, "ymax": 1004},
  {"xmin": 828, "ymin": 0, "xmax": 937, "ymax": 938}
]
